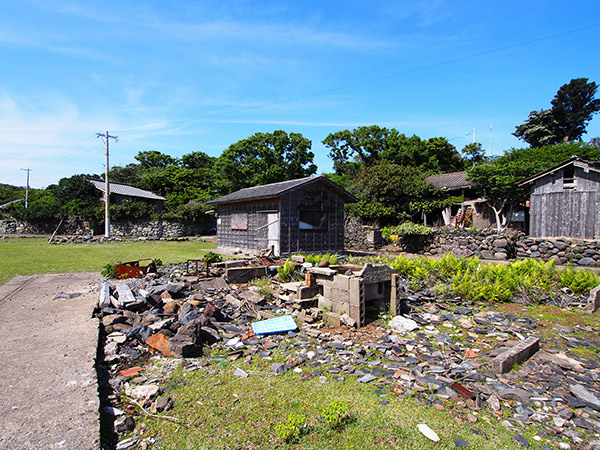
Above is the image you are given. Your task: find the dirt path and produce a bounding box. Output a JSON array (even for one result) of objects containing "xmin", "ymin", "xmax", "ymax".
[{"xmin": 0, "ymin": 272, "xmax": 101, "ymax": 450}]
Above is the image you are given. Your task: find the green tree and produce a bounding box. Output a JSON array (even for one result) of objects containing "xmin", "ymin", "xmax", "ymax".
[
  {"xmin": 134, "ymin": 150, "xmax": 178, "ymax": 169},
  {"xmin": 51, "ymin": 175, "xmax": 102, "ymax": 220},
  {"xmin": 323, "ymin": 125, "xmax": 464, "ymax": 175},
  {"xmin": 214, "ymin": 130, "xmax": 316, "ymax": 193},
  {"xmin": 346, "ymin": 160, "xmax": 432, "ymax": 223},
  {"xmin": 514, "ymin": 78, "xmax": 600, "ymax": 147},
  {"xmin": 460, "ymin": 142, "xmax": 487, "ymax": 168}
]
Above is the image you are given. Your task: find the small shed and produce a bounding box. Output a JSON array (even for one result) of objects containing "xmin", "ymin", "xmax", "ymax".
[
  {"xmin": 425, "ymin": 171, "xmax": 492, "ymax": 228},
  {"xmin": 88, "ymin": 179, "xmax": 166, "ymax": 213},
  {"xmin": 206, "ymin": 176, "xmax": 357, "ymax": 256},
  {"xmin": 518, "ymin": 156, "xmax": 600, "ymax": 239}
]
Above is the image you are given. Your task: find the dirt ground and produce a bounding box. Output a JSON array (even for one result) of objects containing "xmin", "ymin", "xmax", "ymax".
[{"xmin": 0, "ymin": 272, "xmax": 101, "ymax": 450}]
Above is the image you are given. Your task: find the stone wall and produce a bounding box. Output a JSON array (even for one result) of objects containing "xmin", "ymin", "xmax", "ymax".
[
  {"xmin": 344, "ymin": 217, "xmax": 383, "ymax": 251},
  {"xmin": 516, "ymin": 237, "xmax": 600, "ymax": 267},
  {"xmin": 1, "ymin": 217, "xmax": 213, "ymax": 239}
]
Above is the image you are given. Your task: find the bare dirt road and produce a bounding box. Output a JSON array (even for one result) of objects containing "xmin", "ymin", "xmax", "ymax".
[{"xmin": 0, "ymin": 272, "xmax": 101, "ymax": 450}]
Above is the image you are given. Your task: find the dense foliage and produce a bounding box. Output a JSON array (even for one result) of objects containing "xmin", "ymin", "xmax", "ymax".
[{"xmin": 377, "ymin": 254, "xmax": 600, "ymax": 303}]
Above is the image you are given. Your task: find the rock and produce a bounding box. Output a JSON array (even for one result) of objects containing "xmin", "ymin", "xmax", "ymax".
[
  {"xmin": 497, "ymin": 388, "xmax": 531, "ymax": 406},
  {"xmin": 578, "ymin": 257, "xmax": 597, "ymax": 267},
  {"xmin": 146, "ymin": 333, "xmax": 173, "ymax": 356},
  {"xmin": 389, "ymin": 316, "xmax": 419, "ymax": 334},
  {"xmin": 454, "ymin": 438, "xmax": 470, "ymax": 448},
  {"xmin": 271, "ymin": 363, "xmax": 288, "ymax": 374},
  {"xmin": 234, "ymin": 368, "xmax": 249, "ymax": 378},
  {"xmin": 514, "ymin": 433, "xmax": 530, "ymax": 447},
  {"xmin": 114, "ymin": 416, "xmax": 135, "ymax": 433},
  {"xmin": 126, "ymin": 384, "xmax": 159, "ymax": 400},
  {"xmin": 487, "ymin": 394, "xmax": 501, "ymax": 411},
  {"xmin": 569, "ymin": 384, "xmax": 600, "ymax": 411}
]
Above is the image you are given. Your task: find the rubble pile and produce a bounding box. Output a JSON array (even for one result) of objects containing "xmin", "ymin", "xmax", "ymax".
[{"xmin": 96, "ymin": 262, "xmax": 600, "ymax": 450}]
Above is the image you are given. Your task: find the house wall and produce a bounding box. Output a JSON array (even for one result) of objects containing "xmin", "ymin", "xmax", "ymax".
[
  {"xmin": 279, "ymin": 183, "xmax": 346, "ymax": 255},
  {"xmin": 215, "ymin": 199, "xmax": 278, "ymax": 252},
  {"xmin": 530, "ymin": 166, "xmax": 600, "ymax": 239}
]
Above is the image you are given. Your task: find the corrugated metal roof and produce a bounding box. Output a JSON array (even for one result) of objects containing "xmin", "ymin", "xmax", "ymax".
[
  {"xmin": 425, "ymin": 171, "xmax": 473, "ymax": 191},
  {"xmin": 206, "ymin": 176, "xmax": 357, "ymax": 205},
  {"xmin": 88, "ymin": 179, "xmax": 166, "ymax": 201}
]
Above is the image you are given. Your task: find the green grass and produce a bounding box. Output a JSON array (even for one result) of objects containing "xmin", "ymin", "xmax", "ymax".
[
  {"xmin": 0, "ymin": 237, "xmax": 217, "ymax": 285},
  {"xmin": 134, "ymin": 359, "xmax": 547, "ymax": 450}
]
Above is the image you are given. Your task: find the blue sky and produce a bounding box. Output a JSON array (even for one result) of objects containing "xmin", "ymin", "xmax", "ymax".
[{"xmin": 1, "ymin": 0, "xmax": 600, "ymax": 188}]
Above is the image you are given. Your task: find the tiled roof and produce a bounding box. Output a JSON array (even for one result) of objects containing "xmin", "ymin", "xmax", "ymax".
[
  {"xmin": 425, "ymin": 171, "xmax": 473, "ymax": 191},
  {"xmin": 88, "ymin": 179, "xmax": 166, "ymax": 201},
  {"xmin": 206, "ymin": 176, "xmax": 357, "ymax": 205}
]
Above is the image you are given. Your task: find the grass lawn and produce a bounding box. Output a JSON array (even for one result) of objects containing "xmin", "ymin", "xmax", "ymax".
[
  {"xmin": 0, "ymin": 237, "xmax": 217, "ymax": 285},
  {"xmin": 134, "ymin": 355, "xmax": 545, "ymax": 450}
]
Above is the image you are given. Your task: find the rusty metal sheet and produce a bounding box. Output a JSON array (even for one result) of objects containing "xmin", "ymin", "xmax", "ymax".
[
  {"xmin": 450, "ymin": 381, "xmax": 476, "ymax": 400},
  {"xmin": 115, "ymin": 259, "xmax": 157, "ymax": 279}
]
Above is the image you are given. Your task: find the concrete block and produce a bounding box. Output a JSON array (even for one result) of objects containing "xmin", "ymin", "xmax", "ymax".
[
  {"xmin": 349, "ymin": 305, "xmax": 362, "ymax": 327},
  {"xmin": 331, "ymin": 300, "xmax": 349, "ymax": 315},
  {"xmin": 324, "ymin": 311, "xmax": 342, "ymax": 328},
  {"xmin": 226, "ymin": 266, "xmax": 269, "ymax": 283},
  {"xmin": 318, "ymin": 296, "xmax": 332, "ymax": 310},
  {"xmin": 330, "ymin": 287, "xmax": 350, "ymax": 303},
  {"xmin": 491, "ymin": 337, "xmax": 540, "ymax": 374},
  {"xmin": 297, "ymin": 285, "xmax": 321, "ymax": 299},
  {"xmin": 333, "ymin": 275, "xmax": 351, "ymax": 291},
  {"xmin": 349, "ymin": 277, "xmax": 363, "ymax": 306},
  {"xmin": 587, "ymin": 285, "xmax": 600, "ymax": 313},
  {"xmin": 323, "ymin": 285, "xmax": 333, "ymax": 299},
  {"xmin": 291, "ymin": 255, "xmax": 306, "ymax": 263}
]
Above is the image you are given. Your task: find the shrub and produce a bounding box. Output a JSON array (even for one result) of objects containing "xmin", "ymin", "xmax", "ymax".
[
  {"xmin": 321, "ymin": 400, "xmax": 351, "ymax": 430},
  {"xmin": 277, "ymin": 259, "xmax": 299, "ymax": 282},
  {"xmin": 382, "ymin": 222, "xmax": 434, "ymax": 241},
  {"xmin": 274, "ymin": 413, "xmax": 307, "ymax": 443}
]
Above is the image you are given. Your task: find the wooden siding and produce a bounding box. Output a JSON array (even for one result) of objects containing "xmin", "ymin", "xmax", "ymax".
[
  {"xmin": 216, "ymin": 200, "xmax": 278, "ymax": 251},
  {"xmin": 530, "ymin": 166, "xmax": 600, "ymax": 238},
  {"xmin": 279, "ymin": 183, "xmax": 345, "ymax": 255}
]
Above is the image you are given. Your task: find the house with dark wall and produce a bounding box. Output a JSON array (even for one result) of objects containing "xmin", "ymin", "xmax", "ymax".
[
  {"xmin": 88, "ymin": 179, "xmax": 166, "ymax": 213},
  {"xmin": 206, "ymin": 176, "xmax": 357, "ymax": 256},
  {"xmin": 518, "ymin": 156, "xmax": 600, "ymax": 239}
]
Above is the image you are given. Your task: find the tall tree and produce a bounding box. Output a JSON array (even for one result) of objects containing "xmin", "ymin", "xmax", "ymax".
[
  {"xmin": 214, "ymin": 130, "xmax": 316, "ymax": 193},
  {"xmin": 514, "ymin": 78, "xmax": 600, "ymax": 147}
]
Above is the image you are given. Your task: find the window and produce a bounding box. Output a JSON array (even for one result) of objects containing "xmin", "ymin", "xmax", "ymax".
[
  {"xmin": 299, "ymin": 210, "xmax": 328, "ymax": 230},
  {"xmin": 231, "ymin": 213, "xmax": 248, "ymax": 230},
  {"xmin": 563, "ymin": 166, "xmax": 575, "ymax": 189}
]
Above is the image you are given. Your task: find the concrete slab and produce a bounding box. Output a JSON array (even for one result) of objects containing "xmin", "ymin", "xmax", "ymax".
[{"xmin": 0, "ymin": 273, "xmax": 100, "ymax": 450}]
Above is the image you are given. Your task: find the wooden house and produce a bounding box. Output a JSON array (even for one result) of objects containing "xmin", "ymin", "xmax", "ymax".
[
  {"xmin": 518, "ymin": 156, "xmax": 600, "ymax": 239},
  {"xmin": 206, "ymin": 176, "xmax": 357, "ymax": 256},
  {"xmin": 425, "ymin": 171, "xmax": 492, "ymax": 228}
]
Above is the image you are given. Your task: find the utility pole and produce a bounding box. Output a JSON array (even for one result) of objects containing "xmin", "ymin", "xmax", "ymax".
[
  {"xmin": 20, "ymin": 168, "xmax": 31, "ymax": 209},
  {"xmin": 489, "ymin": 123, "xmax": 493, "ymax": 158},
  {"xmin": 473, "ymin": 128, "xmax": 476, "ymax": 144},
  {"xmin": 96, "ymin": 131, "xmax": 118, "ymax": 238}
]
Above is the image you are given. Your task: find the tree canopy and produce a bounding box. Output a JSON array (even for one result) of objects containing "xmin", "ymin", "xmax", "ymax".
[
  {"xmin": 514, "ymin": 78, "xmax": 600, "ymax": 147},
  {"xmin": 214, "ymin": 130, "xmax": 317, "ymax": 193}
]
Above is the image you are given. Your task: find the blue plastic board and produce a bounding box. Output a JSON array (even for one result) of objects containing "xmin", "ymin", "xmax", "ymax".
[{"xmin": 252, "ymin": 315, "xmax": 297, "ymax": 335}]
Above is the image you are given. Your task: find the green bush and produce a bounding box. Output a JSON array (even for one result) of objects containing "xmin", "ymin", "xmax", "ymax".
[
  {"xmin": 110, "ymin": 200, "xmax": 157, "ymax": 222},
  {"xmin": 301, "ymin": 251, "xmax": 339, "ymax": 266},
  {"xmin": 274, "ymin": 413, "xmax": 307, "ymax": 443},
  {"xmin": 381, "ymin": 222, "xmax": 434, "ymax": 241}
]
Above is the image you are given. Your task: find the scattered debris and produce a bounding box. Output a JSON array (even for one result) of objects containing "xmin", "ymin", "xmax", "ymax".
[
  {"xmin": 95, "ymin": 259, "xmax": 600, "ymax": 449},
  {"xmin": 115, "ymin": 259, "xmax": 157, "ymax": 279}
]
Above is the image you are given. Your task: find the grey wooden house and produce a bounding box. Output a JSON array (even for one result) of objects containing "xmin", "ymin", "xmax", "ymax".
[
  {"xmin": 518, "ymin": 156, "xmax": 600, "ymax": 239},
  {"xmin": 206, "ymin": 176, "xmax": 357, "ymax": 256}
]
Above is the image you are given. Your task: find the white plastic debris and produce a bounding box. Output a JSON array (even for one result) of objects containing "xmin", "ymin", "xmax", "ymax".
[{"xmin": 417, "ymin": 423, "xmax": 440, "ymax": 442}]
